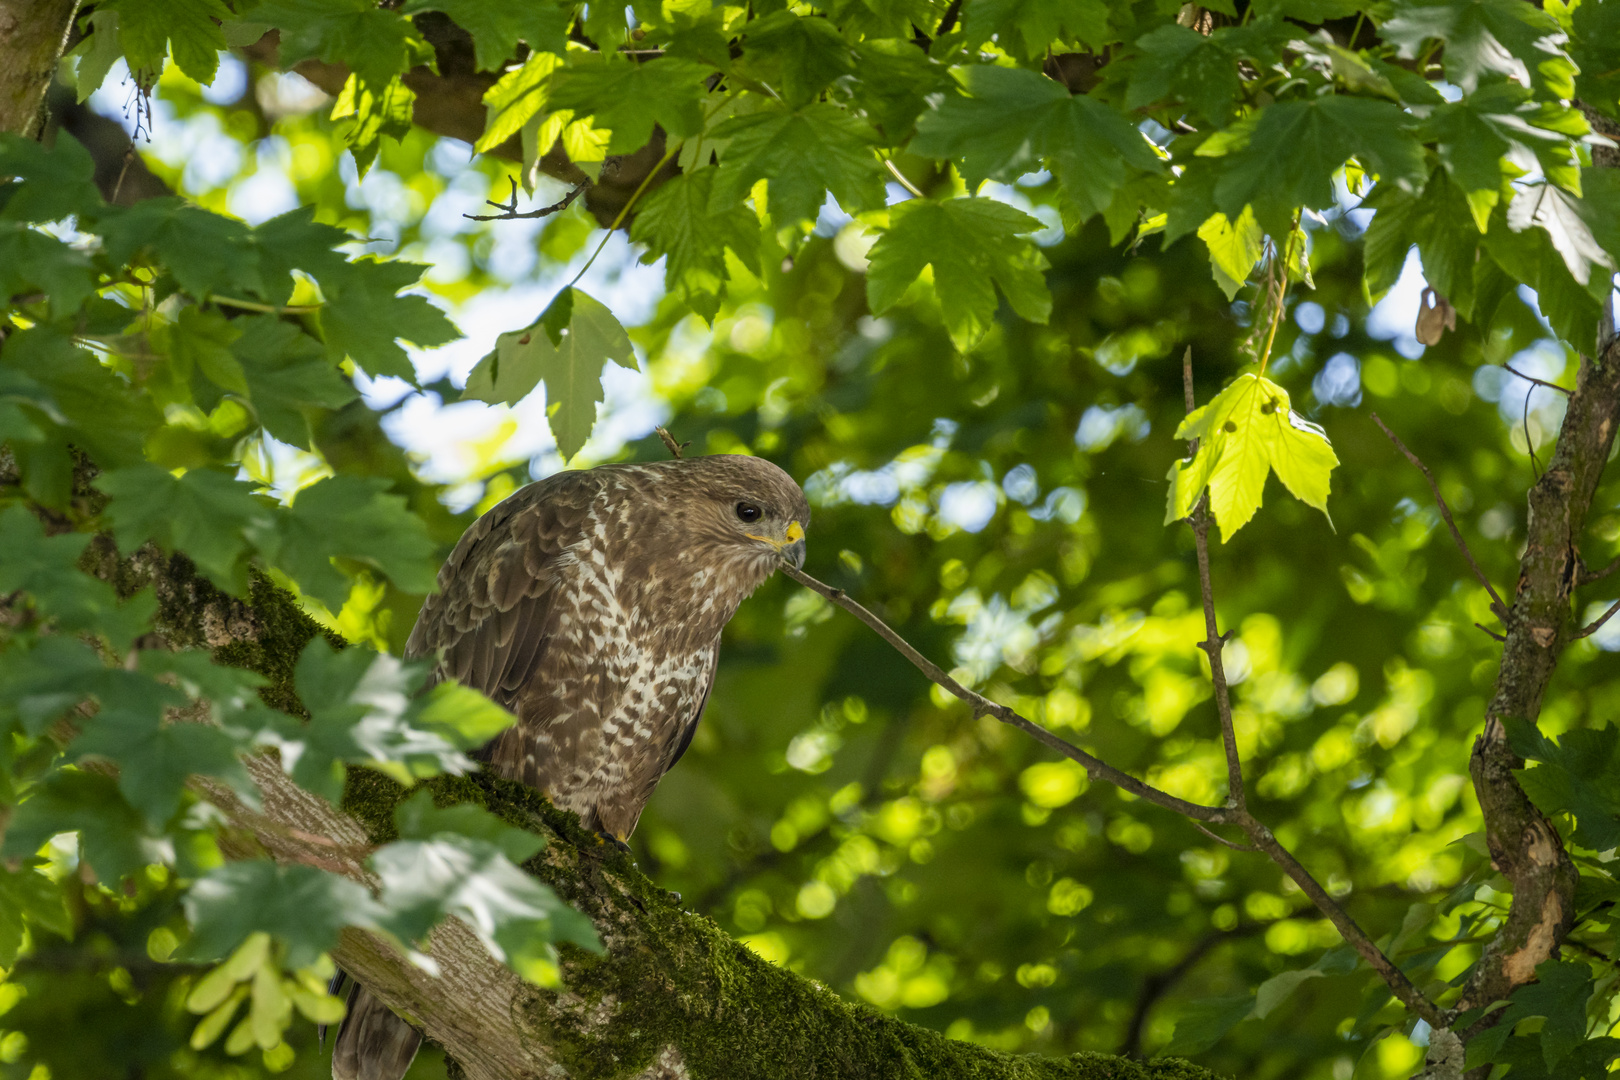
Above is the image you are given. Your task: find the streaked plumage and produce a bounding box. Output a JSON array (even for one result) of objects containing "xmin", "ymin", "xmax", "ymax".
[{"xmin": 332, "ymin": 454, "xmax": 809, "ymax": 1080}]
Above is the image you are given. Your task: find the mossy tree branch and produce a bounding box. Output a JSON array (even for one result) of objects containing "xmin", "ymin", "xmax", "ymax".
[{"xmin": 108, "ymin": 545, "xmax": 1223, "ymax": 1080}]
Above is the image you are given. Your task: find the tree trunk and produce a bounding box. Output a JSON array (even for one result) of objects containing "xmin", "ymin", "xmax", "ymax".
[{"xmin": 0, "ymin": 0, "xmax": 79, "ymax": 138}]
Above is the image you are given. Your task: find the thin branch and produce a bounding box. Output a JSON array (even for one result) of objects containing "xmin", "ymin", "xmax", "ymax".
[
  {"xmin": 1579, "ymin": 554, "xmax": 1620, "ymax": 586},
  {"xmin": 1118, "ymin": 924, "xmax": 1266, "ymax": 1059},
  {"xmin": 779, "ymin": 559, "xmax": 1448, "ymax": 1028},
  {"xmin": 1372, "ymin": 413, "xmax": 1509, "ymax": 621},
  {"xmin": 1236, "ymin": 814, "xmax": 1446, "ymax": 1027},
  {"xmin": 1574, "ymin": 598, "xmax": 1620, "ymax": 640},
  {"xmin": 654, "ymin": 426, "xmax": 687, "ymax": 460},
  {"xmin": 1193, "ymin": 821, "xmax": 1257, "ymax": 852},
  {"xmin": 1475, "ymin": 622, "xmax": 1508, "ymax": 643},
  {"xmin": 1183, "ymin": 351, "xmax": 1246, "ymax": 809},
  {"xmin": 883, "ymin": 157, "xmax": 925, "ymax": 199},
  {"xmin": 464, "ymin": 177, "xmax": 588, "ymax": 222},
  {"xmin": 775, "ymin": 563, "xmax": 1229, "ymax": 823},
  {"xmin": 1503, "ymin": 362, "xmax": 1571, "ymax": 396}
]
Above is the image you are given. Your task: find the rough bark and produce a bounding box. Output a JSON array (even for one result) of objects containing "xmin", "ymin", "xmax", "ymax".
[
  {"xmin": 1450, "ymin": 108, "xmax": 1620, "ymax": 1021},
  {"xmin": 0, "ymin": 0, "xmax": 80, "ymax": 139},
  {"xmin": 96, "ymin": 544, "xmax": 1221, "ymax": 1080}
]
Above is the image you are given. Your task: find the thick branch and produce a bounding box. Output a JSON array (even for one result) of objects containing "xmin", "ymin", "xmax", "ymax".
[
  {"xmin": 111, "ymin": 546, "xmax": 1219, "ymax": 1080},
  {"xmin": 1457, "ymin": 339, "xmax": 1620, "ymax": 1015},
  {"xmin": 0, "ymin": 0, "xmax": 80, "ymax": 139}
]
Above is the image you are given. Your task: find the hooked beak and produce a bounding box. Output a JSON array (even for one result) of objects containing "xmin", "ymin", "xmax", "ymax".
[{"xmin": 748, "ymin": 519, "xmax": 807, "ymax": 568}]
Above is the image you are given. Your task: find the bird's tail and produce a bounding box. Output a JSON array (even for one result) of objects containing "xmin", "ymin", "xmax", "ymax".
[{"xmin": 330, "ymin": 978, "xmax": 424, "ymax": 1080}]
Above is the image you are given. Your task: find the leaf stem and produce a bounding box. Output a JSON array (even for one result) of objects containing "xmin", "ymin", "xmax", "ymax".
[
  {"xmin": 883, "ymin": 157, "xmax": 925, "ymax": 200},
  {"xmin": 210, "ymin": 295, "xmax": 322, "ymax": 315},
  {"xmin": 1256, "ymin": 215, "xmax": 1299, "ymax": 375}
]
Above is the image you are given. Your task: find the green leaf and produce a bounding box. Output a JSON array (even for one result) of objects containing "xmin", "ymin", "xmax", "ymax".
[
  {"xmin": 398, "ymin": 0, "xmax": 569, "ymax": 70},
  {"xmin": 845, "ymin": 39, "xmax": 953, "ymax": 142},
  {"xmin": 1570, "ymin": 0, "xmax": 1620, "ymax": 119},
  {"xmin": 1253, "ymin": 968, "xmax": 1324, "ymax": 1020},
  {"xmin": 375, "ymin": 792, "xmax": 600, "ymax": 976},
  {"xmin": 329, "ymin": 74, "xmax": 417, "ymax": 177},
  {"xmin": 319, "ymin": 257, "xmax": 460, "ymax": 381},
  {"xmin": 959, "ymin": 0, "xmax": 1111, "ymax": 58},
  {"xmin": 67, "ymin": 10, "xmax": 124, "ymax": 103},
  {"xmin": 0, "ymin": 224, "xmax": 97, "ymax": 317},
  {"xmin": 1507, "ymin": 181, "xmax": 1613, "ymax": 288},
  {"xmin": 865, "ymin": 197, "xmax": 1052, "ymax": 351},
  {"xmin": 477, "ymin": 52, "xmax": 560, "ymax": 154},
  {"xmin": 1166, "ymin": 374, "xmax": 1339, "ymax": 540},
  {"xmin": 72, "ymin": 690, "xmax": 251, "ymax": 825},
  {"xmin": 412, "ymin": 681, "xmax": 518, "ymax": 751},
  {"xmin": 0, "ymin": 134, "xmax": 104, "ymax": 224},
  {"xmin": 2, "ymin": 770, "xmax": 168, "ymax": 885},
  {"xmin": 0, "ymin": 504, "xmax": 154, "ymax": 645},
  {"xmin": 182, "ymin": 860, "xmax": 385, "ymax": 968},
  {"xmin": 1383, "ymin": 0, "xmax": 1572, "ymax": 96},
  {"xmin": 99, "ymin": 198, "xmax": 263, "ymax": 300},
  {"xmin": 1481, "ymin": 208, "xmax": 1604, "ymax": 357},
  {"xmin": 911, "ymin": 65, "xmax": 1160, "ymax": 227},
  {"xmin": 547, "ymin": 56, "xmax": 708, "ymax": 155},
  {"xmin": 0, "ymin": 863, "xmax": 72, "ymax": 967},
  {"xmin": 103, "ymin": 0, "xmax": 232, "ymax": 84},
  {"xmin": 97, "ymin": 464, "xmax": 274, "ymax": 593},
  {"xmin": 737, "ymin": 12, "xmax": 855, "ymax": 108},
  {"xmin": 629, "ymin": 168, "xmax": 762, "ymax": 323},
  {"xmin": 251, "ymin": 205, "xmax": 355, "ymax": 306},
  {"xmin": 231, "ymin": 316, "xmax": 358, "ymax": 449},
  {"xmin": 461, "ymin": 287, "xmax": 637, "ymax": 461},
  {"xmin": 1127, "ymin": 21, "xmax": 1291, "ymax": 126},
  {"xmin": 253, "ymin": 0, "xmax": 425, "ymax": 94},
  {"xmin": 1196, "ymin": 207, "xmax": 1264, "ymax": 301},
  {"xmin": 1506, "ymin": 719, "xmax": 1620, "ymax": 852},
  {"xmin": 1202, "ymin": 97, "xmax": 1424, "ymax": 234},
  {"xmin": 266, "ymin": 475, "xmax": 441, "ymax": 610},
  {"xmin": 0, "ymin": 636, "xmax": 136, "ymax": 736},
  {"xmin": 169, "ymin": 306, "xmax": 248, "ymax": 394},
  {"xmin": 1465, "ymin": 958, "xmax": 1592, "ymax": 1071},
  {"xmin": 1163, "ymin": 995, "xmax": 1254, "ymax": 1056},
  {"xmin": 1363, "ymin": 173, "xmax": 1480, "ymax": 315},
  {"xmin": 709, "ymin": 102, "xmax": 885, "ymax": 226}
]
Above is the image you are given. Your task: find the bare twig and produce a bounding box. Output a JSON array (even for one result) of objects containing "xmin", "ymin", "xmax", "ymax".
[
  {"xmin": 1574, "ymin": 598, "xmax": 1620, "ymax": 640},
  {"xmin": 1503, "ymin": 362, "xmax": 1571, "ymax": 396},
  {"xmin": 1237, "ymin": 814, "xmax": 1446, "ymax": 1027},
  {"xmin": 1183, "ymin": 352, "xmax": 1246, "ymax": 809},
  {"xmin": 1193, "ymin": 821, "xmax": 1257, "ymax": 852},
  {"xmin": 654, "ymin": 426, "xmax": 687, "ymax": 460},
  {"xmin": 1371, "ymin": 413, "xmax": 1508, "ymax": 621},
  {"xmin": 1475, "ymin": 622, "xmax": 1508, "ymax": 643},
  {"xmin": 776, "ymin": 563, "xmax": 1228, "ymax": 823},
  {"xmin": 465, "ymin": 177, "xmax": 589, "ymax": 222},
  {"xmin": 1580, "ymin": 554, "xmax": 1620, "ymax": 586},
  {"xmin": 780, "ymin": 558, "xmax": 1447, "ymax": 1027}
]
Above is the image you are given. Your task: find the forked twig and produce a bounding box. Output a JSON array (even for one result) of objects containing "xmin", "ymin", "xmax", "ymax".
[
  {"xmin": 1372, "ymin": 413, "xmax": 1508, "ymax": 621},
  {"xmin": 465, "ymin": 177, "xmax": 589, "ymax": 222}
]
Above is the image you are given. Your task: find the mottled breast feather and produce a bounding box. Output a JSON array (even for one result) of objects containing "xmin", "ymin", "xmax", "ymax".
[{"xmin": 404, "ymin": 455, "xmax": 808, "ymax": 841}]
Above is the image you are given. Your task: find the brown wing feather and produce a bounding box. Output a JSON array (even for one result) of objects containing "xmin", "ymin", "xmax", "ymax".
[{"xmin": 405, "ymin": 469, "xmax": 603, "ymax": 713}]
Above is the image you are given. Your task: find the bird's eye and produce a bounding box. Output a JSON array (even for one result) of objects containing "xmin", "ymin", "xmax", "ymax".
[{"xmin": 735, "ymin": 502, "xmax": 763, "ymax": 523}]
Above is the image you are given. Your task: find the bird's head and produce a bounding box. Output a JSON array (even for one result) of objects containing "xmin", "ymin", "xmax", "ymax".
[{"xmin": 685, "ymin": 455, "xmax": 810, "ymax": 572}]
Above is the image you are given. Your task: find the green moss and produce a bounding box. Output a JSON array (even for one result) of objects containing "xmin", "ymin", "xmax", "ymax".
[{"xmin": 339, "ymin": 765, "xmax": 1224, "ymax": 1080}]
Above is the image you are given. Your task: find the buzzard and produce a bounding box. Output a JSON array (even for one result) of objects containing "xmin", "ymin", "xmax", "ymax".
[{"xmin": 333, "ymin": 453, "xmax": 810, "ymax": 1080}]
